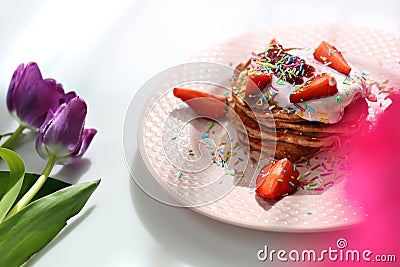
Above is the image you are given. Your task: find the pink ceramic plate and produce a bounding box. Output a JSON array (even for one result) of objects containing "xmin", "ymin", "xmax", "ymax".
[{"xmin": 135, "ymin": 25, "xmax": 400, "ymax": 232}]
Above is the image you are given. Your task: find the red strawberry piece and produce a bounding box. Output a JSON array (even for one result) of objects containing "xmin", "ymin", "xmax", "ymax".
[
  {"xmin": 173, "ymin": 87, "xmax": 228, "ymax": 118},
  {"xmin": 256, "ymin": 158, "xmax": 300, "ymax": 199},
  {"xmin": 269, "ymin": 39, "xmax": 279, "ymax": 45},
  {"xmin": 313, "ymin": 41, "xmax": 352, "ymax": 75},
  {"xmin": 245, "ymin": 72, "xmax": 272, "ymax": 96},
  {"xmin": 289, "ymin": 73, "xmax": 338, "ymax": 103},
  {"xmin": 256, "ymin": 164, "xmax": 272, "ymax": 187}
]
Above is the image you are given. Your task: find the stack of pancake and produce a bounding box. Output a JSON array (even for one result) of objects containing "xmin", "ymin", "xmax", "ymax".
[{"xmin": 229, "ymin": 60, "xmax": 368, "ymax": 163}]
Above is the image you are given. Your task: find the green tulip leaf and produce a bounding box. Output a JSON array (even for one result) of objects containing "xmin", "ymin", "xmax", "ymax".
[
  {"xmin": 0, "ymin": 148, "xmax": 25, "ymax": 223},
  {"xmin": 0, "ymin": 171, "xmax": 71, "ymax": 204},
  {"xmin": 0, "ymin": 179, "xmax": 100, "ymax": 267}
]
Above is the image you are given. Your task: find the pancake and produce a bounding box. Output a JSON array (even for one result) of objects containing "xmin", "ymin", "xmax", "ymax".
[
  {"xmin": 229, "ymin": 102, "xmax": 344, "ymax": 147},
  {"xmin": 236, "ymin": 130, "xmax": 321, "ymax": 163},
  {"xmin": 231, "ymin": 84, "xmax": 305, "ymax": 123},
  {"xmin": 228, "ymin": 41, "xmax": 370, "ymax": 162},
  {"xmin": 231, "ymin": 91, "xmax": 368, "ymax": 134}
]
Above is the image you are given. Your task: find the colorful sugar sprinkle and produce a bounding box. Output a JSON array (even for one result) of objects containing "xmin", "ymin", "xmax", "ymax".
[
  {"xmin": 294, "ymin": 103, "xmax": 305, "ymax": 112},
  {"xmin": 323, "ymin": 180, "xmax": 334, "ymax": 186},
  {"xmin": 313, "ymin": 187, "xmax": 324, "ymax": 191},
  {"xmin": 343, "ymin": 81, "xmax": 352, "ymax": 86},
  {"xmin": 207, "ymin": 121, "xmax": 215, "ymax": 132},
  {"xmin": 307, "ymin": 105, "xmax": 315, "ymax": 113},
  {"xmin": 321, "ymin": 162, "xmax": 327, "ymax": 170},
  {"xmin": 311, "ymin": 164, "xmax": 321, "ymax": 171},
  {"xmin": 362, "ymin": 70, "xmax": 369, "ymax": 76}
]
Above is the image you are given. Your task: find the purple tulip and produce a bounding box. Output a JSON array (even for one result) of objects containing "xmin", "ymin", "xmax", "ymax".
[
  {"xmin": 7, "ymin": 62, "xmax": 76, "ymax": 129},
  {"xmin": 36, "ymin": 97, "xmax": 97, "ymax": 165}
]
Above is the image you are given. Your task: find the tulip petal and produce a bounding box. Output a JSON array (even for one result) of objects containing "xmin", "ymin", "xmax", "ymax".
[
  {"xmin": 15, "ymin": 79, "xmax": 65, "ymax": 129},
  {"xmin": 57, "ymin": 128, "xmax": 97, "ymax": 165},
  {"xmin": 73, "ymin": 128, "xmax": 97, "ymax": 159},
  {"xmin": 35, "ymin": 126, "xmax": 48, "ymax": 159},
  {"xmin": 19, "ymin": 62, "xmax": 42, "ymax": 84},
  {"xmin": 6, "ymin": 63, "xmax": 25, "ymax": 112},
  {"xmin": 55, "ymin": 83, "xmax": 76, "ymax": 105},
  {"xmin": 41, "ymin": 97, "xmax": 87, "ymax": 158},
  {"xmin": 12, "ymin": 63, "xmax": 42, "ymax": 110},
  {"xmin": 63, "ymin": 91, "xmax": 77, "ymax": 104},
  {"xmin": 36, "ymin": 108, "xmax": 58, "ymax": 160}
]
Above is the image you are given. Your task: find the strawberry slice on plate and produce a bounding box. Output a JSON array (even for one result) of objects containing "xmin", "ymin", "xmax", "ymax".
[
  {"xmin": 256, "ymin": 158, "xmax": 300, "ymax": 200},
  {"xmin": 173, "ymin": 87, "xmax": 228, "ymax": 118},
  {"xmin": 245, "ymin": 72, "xmax": 272, "ymax": 96},
  {"xmin": 289, "ymin": 73, "xmax": 338, "ymax": 103},
  {"xmin": 313, "ymin": 41, "xmax": 352, "ymax": 75}
]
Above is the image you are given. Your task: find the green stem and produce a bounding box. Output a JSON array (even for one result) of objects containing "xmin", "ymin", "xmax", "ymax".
[
  {"xmin": 1, "ymin": 124, "xmax": 26, "ymax": 149},
  {"xmin": 5, "ymin": 155, "xmax": 57, "ymax": 219}
]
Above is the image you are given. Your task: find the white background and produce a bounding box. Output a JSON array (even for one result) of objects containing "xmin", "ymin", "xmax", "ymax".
[{"xmin": 0, "ymin": 1, "xmax": 399, "ymax": 266}]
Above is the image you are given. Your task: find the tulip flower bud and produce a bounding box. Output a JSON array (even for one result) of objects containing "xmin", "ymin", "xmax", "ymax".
[
  {"xmin": 36, "ymin": 97, "xmax": 97, "ymax": 165},
  {"xmin": 7, "ymin": 62, "xmax": 76, "ymax": 129}
]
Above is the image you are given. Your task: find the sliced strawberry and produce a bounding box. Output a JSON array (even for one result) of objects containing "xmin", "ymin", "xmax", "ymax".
[
  {"xmin": 173, "ymin": 87, "xmax": 228, "ymax": 102},
  {"xmin": 256, "ymin": 158, "xmax": 300, "ymax": 199},
  {"xmin": 173, "ymin": 87, "xmax": 228, "ymax": 118},
  {"xmin": 313, "ymin": 41, "xmax": 351, "ymax": 75},
  {"xmin": 256, "ymin": 164, "xmax": 272, "ymax": 187},
  {"xmin": 245, "ymin": 72, "xmax": 272, "ymax": 96},
  {"xmin": 289, "ymin": 73, "xmax": 338, "ymax": 103},
  {"xmin": 269, "ymin": 39, "xmax": 279, "ymax": 45}
]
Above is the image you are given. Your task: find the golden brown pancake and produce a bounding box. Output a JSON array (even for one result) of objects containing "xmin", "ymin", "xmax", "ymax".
[
  {"xmin": 229, "ymin": 58, "xmax": 369, "ymax": 162},
  {"xmin": 236, "ymin": 131, "xmax": 321, "ymax": 163},
  {"xmin": 229, "ymin": 102, "xmax": 344, "ymax": 147},
  {"xmin": 231, "ymin": 89, "xmax": 368, "ymax": 134}
]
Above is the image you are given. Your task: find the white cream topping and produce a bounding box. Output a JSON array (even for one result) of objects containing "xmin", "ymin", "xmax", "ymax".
[{"xmin": 267, "ymin": 49, "xmax": 370, "ymax": 124}]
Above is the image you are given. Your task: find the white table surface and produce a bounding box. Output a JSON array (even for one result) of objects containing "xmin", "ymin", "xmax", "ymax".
[{"xmin": 0, "ymin": 1, "xmax": 399, "ymax": 266}]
